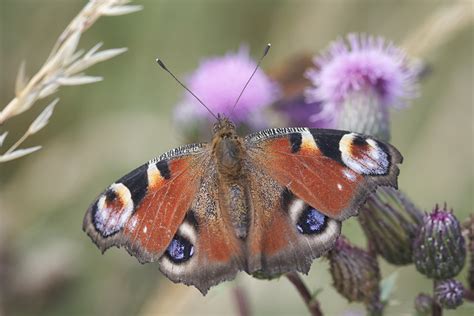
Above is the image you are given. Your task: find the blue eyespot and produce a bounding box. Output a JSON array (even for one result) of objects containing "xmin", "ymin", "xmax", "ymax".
[
  {"xmin": 165, "ymin": 235, "xmax": 194, "ymax": 263},
  {"xmin": 296, "ymin": 207, "xmax": 327, "ymax": 235}
]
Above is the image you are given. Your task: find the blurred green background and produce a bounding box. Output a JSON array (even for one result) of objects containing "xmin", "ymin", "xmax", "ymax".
[{"xmin": 1, "ymin": 0, "xmax": 472, "ymax": 315}]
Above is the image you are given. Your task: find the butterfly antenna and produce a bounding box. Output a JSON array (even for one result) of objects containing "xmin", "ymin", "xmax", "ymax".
[
  {"xmin": 230, "ymin": 43, "xmax": 271, "ymax": 115},
  {"xmin": 156, "ymin": 58, "xmax": 218, "ymax": 120}
]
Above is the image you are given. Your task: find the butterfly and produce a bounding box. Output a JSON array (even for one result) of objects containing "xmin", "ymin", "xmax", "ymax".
[{"xmin": 83, "ymin": 46, "xmax": 403, "ymax": 294}]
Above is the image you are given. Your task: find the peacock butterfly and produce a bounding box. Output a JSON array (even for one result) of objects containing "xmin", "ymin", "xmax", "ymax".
[{"xmin": 83, "ymin": 45, "xmax": 402, "ymax": 294}]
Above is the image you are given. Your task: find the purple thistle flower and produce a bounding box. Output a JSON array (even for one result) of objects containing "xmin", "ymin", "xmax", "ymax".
[
  {"xmin": 274, "ymin": 96, "xmax": 331, "ymax": 128},
  {"xmin": 174, "ymin": 46, "xmax": 279, "ymax": 128},
  {"xmin": 305, "ymin": 34, "xmax": 419, "ymax": 139}
]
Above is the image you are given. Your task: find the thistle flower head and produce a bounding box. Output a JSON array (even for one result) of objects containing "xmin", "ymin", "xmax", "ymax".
[
  {"xmin": 305, "ymin": 34, "xmax": 419, "ymax": 139},
  {"xmin": 413, "ymin": 204, "xmax": 466, "ymax": 279},
  {"xmin": 174, "ymin": 46, "xmax": 279, "ymax": 128},
  {"xmin": 328, "ymin": 236, "xmax": 382, "ymax": 314},
  {"xmin": 435, "ymin": 279, "xmax": 464, "ymax": 309},
  {"xmin": 358, "ymin": 187, "xmax": 423, "ymax": 265},
  {"xmin": 306, "ymin": 33, "xmax": 418, "ymax": 113}
]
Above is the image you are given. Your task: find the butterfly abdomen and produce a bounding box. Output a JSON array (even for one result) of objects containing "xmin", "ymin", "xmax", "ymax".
[{"xmin": 211, "ymin": 120, "xmax": 254, "ymax": 240}]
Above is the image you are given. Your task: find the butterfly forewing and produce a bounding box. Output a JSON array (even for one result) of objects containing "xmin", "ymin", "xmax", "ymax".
[
  {"xmin": 83, "ymin": 143, "xmax": 209, "ymax": 263},
  {"xmin": 244, "ymin": 128, "xmax": 402, "ymax": 221}
]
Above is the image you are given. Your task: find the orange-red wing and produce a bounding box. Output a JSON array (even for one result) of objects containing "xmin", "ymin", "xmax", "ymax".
[
  {"xmin": 244, "ymin": 163, "xmax": 341, "ymax": 276},
  {"xmin": 157, "ymin": 166, "xmax": 245, "ymax": 295},
  {"xmin": 83, "ymin": 143, "xmax": 209, "ymax": 263},
  {"xmin": 245, "ymin": 128, "xmax": 402, "ymax": 220}
]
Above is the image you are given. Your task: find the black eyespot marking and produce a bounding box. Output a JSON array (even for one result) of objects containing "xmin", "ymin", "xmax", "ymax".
[
  {"xmin": 105, "ymin": 189, "xmax": 117, "ymax": 202},
  {"xmin": 184, "ymin": 210, "xmax": 199, "ymax": 230},
  {"xmin": 156, "ymin": 160, "xmax": 171, "ymax": 180},
  {"xmin": 117, "ymin": 164, "xmax": 148, "ymax": 207},
  {"xmin": 311, "ymin": 130, "xmax": 344, "ymax": 165},
  {"xmin": 280, "ymin": 187, "xmax": 294, "ymax": 212},
  {"xmin": 352, "ymin": 134, "xmax": 367, "ymax": 146},
  {"xmin": 296, "ymin": 206, "xmax": 327, "ymax": 235},
  {"xmin": 165, "ymin": 235, "xmax": 194, "ymax": 264},
  {"xmin": 289, "ymin": 133, "xmax": 302, "ymax": 153}
]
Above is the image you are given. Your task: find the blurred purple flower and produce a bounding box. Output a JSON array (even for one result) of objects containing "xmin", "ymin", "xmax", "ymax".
[
  {"xmin": 274, "ymin": 96, "xmax": 331, "ymax": 128},
  {"xmin": 174, "ymin": 46, "xmax": 279, "ymax": 128},
  {"xmin": 305, "ymin": 33, "xmax": 419, "ymax": 124}
]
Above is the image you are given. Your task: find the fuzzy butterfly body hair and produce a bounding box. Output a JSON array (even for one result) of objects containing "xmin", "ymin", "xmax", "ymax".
[{"xmin": 83, "ymin": 45, "xmax": 403, "ymax": 294}]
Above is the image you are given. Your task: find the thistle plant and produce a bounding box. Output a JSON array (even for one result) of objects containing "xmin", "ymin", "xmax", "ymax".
[
  {"xmin": 358, "ymin": 187, "xmax": 423, "ymax": 265},
  {"xmin": 0, "ymin": 0, "xmax": 142, "ymax": 162},
  {"xmin": 327, "ymin": 237, "xmax": 383, "ymax": 314},
  {"xmin": 413, "ymin": 205, "xmax": 466, "ymax": 280},
  {"xmin": 434, "ymin": 279, "xmax": 464, "ymax": 309},
  {"xmin": 304, "ymin": 34, "xmax": 419, "ymax": 141}
]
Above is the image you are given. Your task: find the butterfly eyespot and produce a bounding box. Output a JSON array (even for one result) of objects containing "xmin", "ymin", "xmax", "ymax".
[
  {"xmin": 296, "ymin": 207, "xmax": 327, "ymax": 235},
  {"xmin": 165, "ymin": 235, "xmax": 194, "ymax": 263},
  {"xmin": 105, "ymin": 189, "xmax": 117, "ymax": 202}
]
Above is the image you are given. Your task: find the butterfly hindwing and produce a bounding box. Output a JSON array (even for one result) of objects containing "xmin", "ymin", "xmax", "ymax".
[
  {"xmin": 245, "ymin": 128, "xmax": 402, "ymax": 221},
  {"xmin": 244, "ymin": 161, "xmax": 341, "ymax": 276},
  {"xmin": 83, "ymin": 143, "xmax": 208, "ymax": 263},
  {"xmin": 158, "ymin": 163, "xmax": 245, "ymax": 294}
]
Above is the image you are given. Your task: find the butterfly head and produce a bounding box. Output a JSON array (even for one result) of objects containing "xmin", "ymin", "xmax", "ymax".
[{"xmin": 212, "ymin": 114, "xmax": 236, "ymax": 136}]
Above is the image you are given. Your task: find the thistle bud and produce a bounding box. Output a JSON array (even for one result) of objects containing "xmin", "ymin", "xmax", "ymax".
[
  {"xmin": 327, "ymin": 236, "xmax": 382, "ymax": 314},
  {"xmin": 435, "ymin": 279, "xmax": 464, "ymax": 309},
  {"xmin": 413, "ymin": 204, "xmax": 466, "ymax": 279},
  {"xmin": 414, "ymin": 293, "xmax": 433, "ymax": 315},
  {"xmin": 358, "ymin": 187, "xmax": 423, "ymax": 265}
]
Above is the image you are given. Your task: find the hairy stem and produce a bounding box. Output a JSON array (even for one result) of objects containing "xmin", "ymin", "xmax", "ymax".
[
  {"xmin": 285, "ymin": 272, "xmax": 322, "ymax": 316},
  {"xmin": 432, "ymin": 281, "xmax": 443, "ymax": 316},
  {"xmin": 464, "ymin": 287, "xmax": 474, "ymax": 302}
]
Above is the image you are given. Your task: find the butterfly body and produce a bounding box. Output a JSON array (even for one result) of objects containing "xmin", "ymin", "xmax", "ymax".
[{"xmin": 84, "ymin": 115, "xmax": 402, "ymax": 294}]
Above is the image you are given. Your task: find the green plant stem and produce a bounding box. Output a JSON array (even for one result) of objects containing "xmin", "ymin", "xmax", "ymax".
[{"xmin": 285, "ymin": 272, "xmax": 322, "ymax": 316}]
